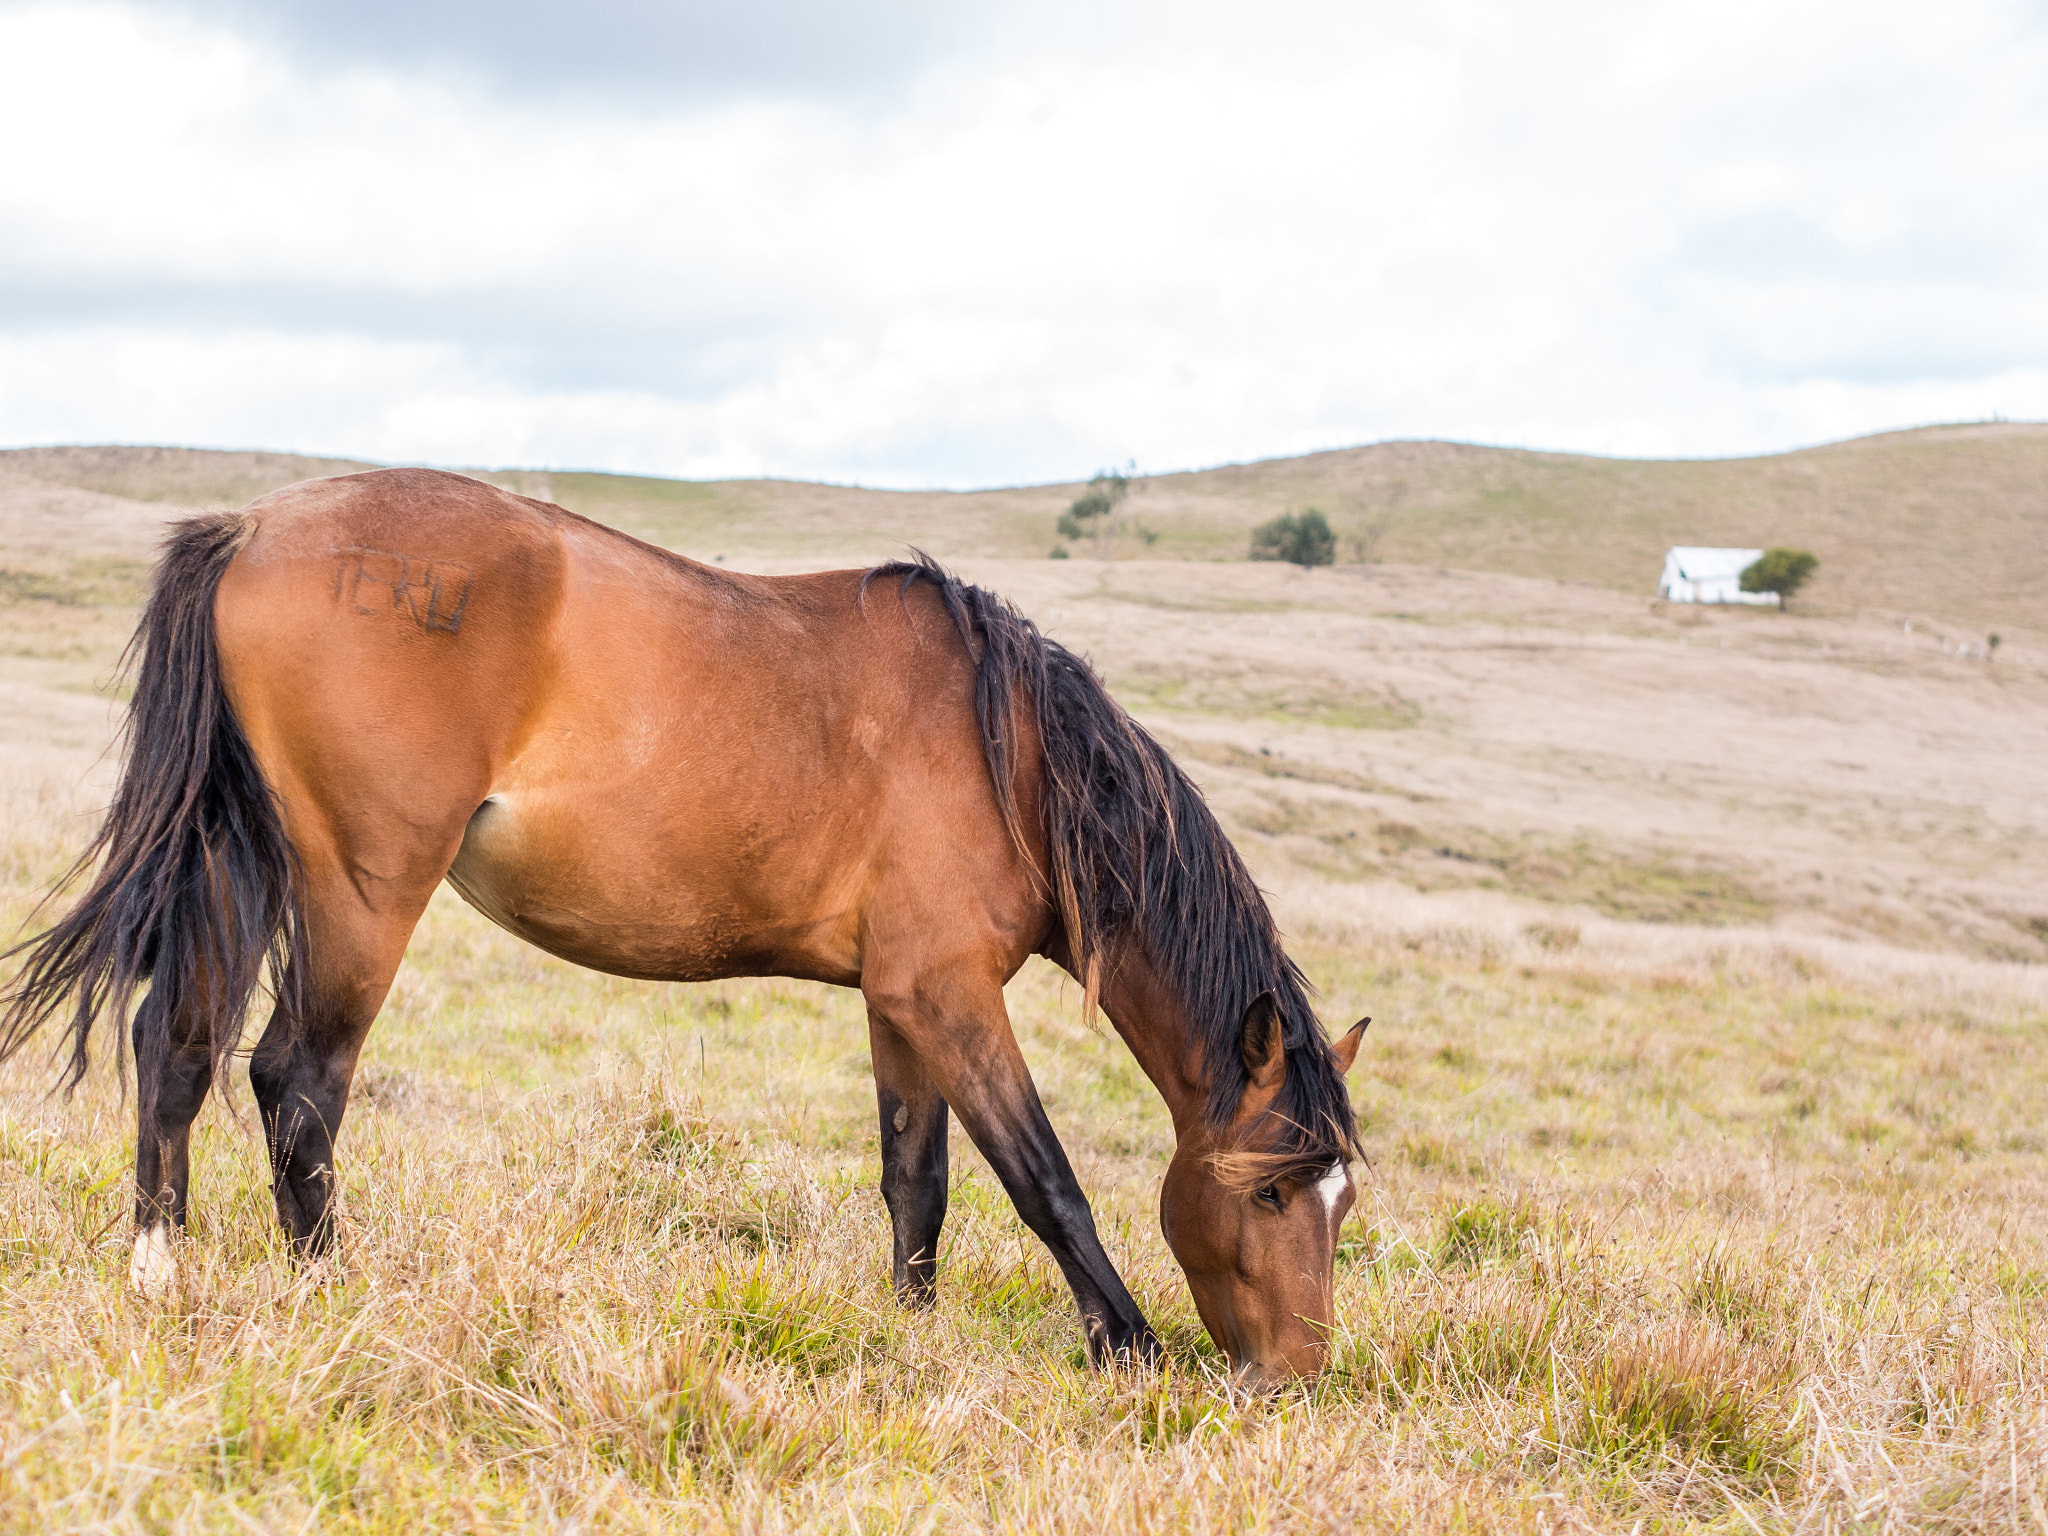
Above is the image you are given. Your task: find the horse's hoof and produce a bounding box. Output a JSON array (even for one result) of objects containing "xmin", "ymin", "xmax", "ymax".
[{"xmin": 129, "ymin": 1223, "xmax": 175, "ymax": 1297}]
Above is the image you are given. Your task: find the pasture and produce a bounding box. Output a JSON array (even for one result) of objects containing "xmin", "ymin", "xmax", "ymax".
[{"xmin": 3, "ymin": 450, "xmax": 2047, "ymax": 1531}]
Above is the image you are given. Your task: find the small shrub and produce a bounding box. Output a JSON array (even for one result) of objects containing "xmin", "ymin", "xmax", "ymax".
[
  {"xmin": 1249, "ymin": 508, "xmax": 1336, "ymax": 567},
  {"xmin": 1049, "ymin": 544, "xmax": 1070, "ymax": 559},
  {"xmin": 1740, "ymin": 547, "xmax": 1818, "ymax": 603},
  {"xmin": 1055, "ymin": 469, "xmax": 1131, "ymax": 550}
]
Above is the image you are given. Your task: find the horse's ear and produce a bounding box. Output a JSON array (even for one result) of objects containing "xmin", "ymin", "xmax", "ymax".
[
  {"xmin": 1241, "ymin": 993, "xmax": 1285, "ymax": 1090},
  {"xmin": 1332, "ymin": 1017, "xmax": 1370, "ymax": 1074}
]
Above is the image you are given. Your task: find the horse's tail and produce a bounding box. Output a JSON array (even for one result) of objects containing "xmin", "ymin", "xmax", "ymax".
[{"xmin": 0, "ymin": 512, "xmax": 305, "ymax": 1127}]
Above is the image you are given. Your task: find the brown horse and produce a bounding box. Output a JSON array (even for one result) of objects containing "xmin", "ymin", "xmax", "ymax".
[{"xmin": 1, "ymin": 469, "xmax": 1367, "ymax": 1384}]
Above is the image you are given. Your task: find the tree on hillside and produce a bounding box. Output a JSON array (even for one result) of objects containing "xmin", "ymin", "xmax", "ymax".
[
  {"xmin": 1740, "ymin": 547, "xmax": 1819, "ymax": 605},
  {"xmin": 1249, "ymin": 508, "xmax": 1336, "ymax": 568},
  {"xmin": 1056, "ymin": 469, "xmax": 1133, "ymax": 557}
]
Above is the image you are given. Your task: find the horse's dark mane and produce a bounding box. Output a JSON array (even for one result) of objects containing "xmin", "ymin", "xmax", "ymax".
[{"xmin": 867, "ymin": 555, "xmax": 1361, "ymax": 1183}]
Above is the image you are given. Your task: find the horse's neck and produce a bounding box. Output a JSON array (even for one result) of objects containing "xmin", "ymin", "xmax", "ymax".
[{"xmin": 1095, "ymin": 942, "xmax": 1208, "ymax": 1137}]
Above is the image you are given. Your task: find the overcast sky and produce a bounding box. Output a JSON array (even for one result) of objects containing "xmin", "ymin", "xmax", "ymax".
[{"xmin": 2, "ymin": 0, "xmax": 2045, "ymax": 487}]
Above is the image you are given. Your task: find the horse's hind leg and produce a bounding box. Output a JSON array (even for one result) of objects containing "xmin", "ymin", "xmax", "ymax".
[
  {"xmin": 249, "ymin": 864, "xmax": 447, "ymax": 1256},
  {"xmin": 869, "ymin": 1008, "xmax": 949, "ymax": 1305},
  {"xmin": 128, "ymin": 1001, "xmax": 220, "ymax": 1292}
]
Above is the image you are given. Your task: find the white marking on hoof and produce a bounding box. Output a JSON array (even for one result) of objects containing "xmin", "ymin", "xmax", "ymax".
[
  {"xmin": 130, "ymin": 1222, "xmax": 175, "ymax": 1297},
  {"xmin": 1316, "ymin": 1162, "xmax": 1349, "ymax": 1219}
]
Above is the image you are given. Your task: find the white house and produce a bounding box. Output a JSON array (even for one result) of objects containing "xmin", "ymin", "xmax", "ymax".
[{"xmin": 1658, "ymin": 547, "xmax": 1778, "ymax": 606}]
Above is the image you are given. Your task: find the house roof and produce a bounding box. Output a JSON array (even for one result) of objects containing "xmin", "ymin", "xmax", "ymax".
[{"xmin": 1665, "ymin": 547, "xmax": 1763, "ymax": 581}]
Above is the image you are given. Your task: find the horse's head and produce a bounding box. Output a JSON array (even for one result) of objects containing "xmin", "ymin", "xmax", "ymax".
[{"xmin": 1159, "ymin": 999, "xmax": 1368, "ymax": 1388}]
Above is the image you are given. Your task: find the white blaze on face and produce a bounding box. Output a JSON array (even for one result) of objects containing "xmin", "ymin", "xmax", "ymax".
[
  {"xmin": 1316, "ymin": 1162, "xmax": 1349, "ymax": 1223},
  {"xmin": 130, "ymin": 1222, "xmax": 175, "ymax": 1297}
]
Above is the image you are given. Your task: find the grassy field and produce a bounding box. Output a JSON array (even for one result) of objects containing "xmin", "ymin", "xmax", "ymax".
[{"xmin": 2, "ymin": 454, "xmax": 2046, "ymax": 1531}]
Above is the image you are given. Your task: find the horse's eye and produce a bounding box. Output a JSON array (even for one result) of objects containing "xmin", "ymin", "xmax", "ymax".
[{"xmin": 1255, "ymin": 1184, "xmax": 1282, "ymax": 1210}]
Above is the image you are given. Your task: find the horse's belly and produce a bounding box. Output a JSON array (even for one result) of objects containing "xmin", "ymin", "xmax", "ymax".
[{"xmin": 443, "ymin": 792, "xmax": 862, "ymax": 986}]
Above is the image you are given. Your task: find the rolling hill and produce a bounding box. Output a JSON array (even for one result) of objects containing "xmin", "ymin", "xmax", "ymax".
[{"xmin": 3, "ymin": 421, "xmax": 2043, "ymax": 631}]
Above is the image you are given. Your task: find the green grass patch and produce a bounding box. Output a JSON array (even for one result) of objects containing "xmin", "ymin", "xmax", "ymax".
[
  {"xmin": 708, "ymin": 1265, "xmax": 883, "ymax": 1375},
  {"xmin": 1569, "ymin": 1327, "xmax": 1798, "ymax": 1484},
  {"xmin": 1435, "ymin": 1195, "xmax": 1549, "ymax": 1268}
]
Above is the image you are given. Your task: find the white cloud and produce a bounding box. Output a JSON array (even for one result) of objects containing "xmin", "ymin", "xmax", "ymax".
[{"xmin": 1, "ymin": 0, "xmax": 2044, "ymax": 485}]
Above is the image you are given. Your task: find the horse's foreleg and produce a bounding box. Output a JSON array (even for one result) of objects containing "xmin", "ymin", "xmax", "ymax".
[
  {"xmin": 864, "ymin": 971, "xmax": 1157, "ymax": 1365},
  {"xmin": 868, "ymin": 1008, "xmax": 949, "ymax": 1306}
]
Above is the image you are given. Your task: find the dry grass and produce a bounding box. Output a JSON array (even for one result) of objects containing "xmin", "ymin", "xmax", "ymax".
[
  {"xmin": 3, "ymin": 472, "xmax": 2047, "ymax": 1531},
  {"xmin": 6, "ymin": 884, "xmax": 2047, "ymax": 1531}
]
